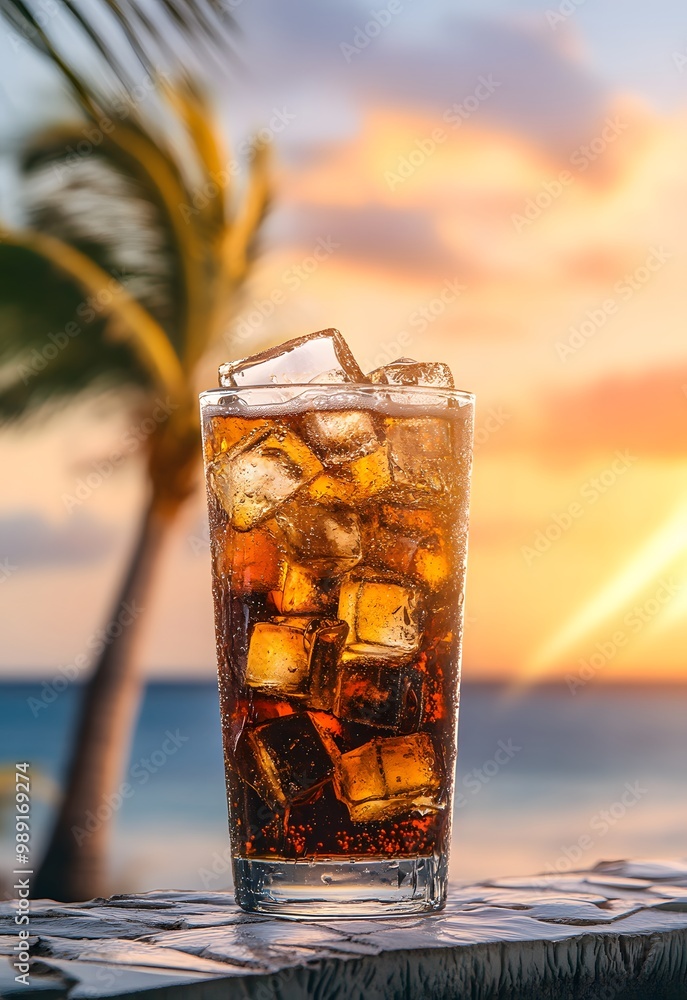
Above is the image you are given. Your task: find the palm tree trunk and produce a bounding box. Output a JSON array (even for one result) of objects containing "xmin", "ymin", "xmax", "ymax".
[{"xmin": 32, "ymin": 490, "xmax": 181, "ymax": 902}]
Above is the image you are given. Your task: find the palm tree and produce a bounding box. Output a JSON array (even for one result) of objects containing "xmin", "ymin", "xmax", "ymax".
[{"xmin": 0, "ymin": 0, "xmax": 269, "ymax": 901}]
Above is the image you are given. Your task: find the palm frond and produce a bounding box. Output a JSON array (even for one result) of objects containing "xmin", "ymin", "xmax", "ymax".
[
  {"xmin": 24, "ymin": 140, "xmax": 175, "ymax": 315},
  {"xmin": 0, "ymin": 1, "xmax": 270, "ymax": 425},
  {"xmin": 161, "ymin": 75, "xmax": 227, "ymax": 215},
  {"xmin": 61, "ymin": 1, "xmax": 133, "ymax": 90},
  {"xmin": 0, "ymin": 230, "xmax": 186, "ymax": 399},
  {"xmin": 224, "ymin": 140, "xmax": 271, "ymax": 286},
  {"xmin": 22, "ymin": 124, "xmax": 192, "ymax": 358},
  {"xmin": 0, "ymin": 244, "xmax": 149, "ymax": 420},
  {"xmin": 0, "ymin": 0, "xmax": 234, "ymax": 116}
]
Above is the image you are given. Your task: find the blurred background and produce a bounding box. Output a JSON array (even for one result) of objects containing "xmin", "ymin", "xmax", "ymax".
[{"xmin": 1, "ymin": 0, "xmax": 686, "ymax": 897}]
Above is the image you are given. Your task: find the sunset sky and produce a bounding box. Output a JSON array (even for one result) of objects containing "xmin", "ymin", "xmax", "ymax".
[{"xmin": 1, "ymin": 0, "xmax": 687, "ymax": 683}]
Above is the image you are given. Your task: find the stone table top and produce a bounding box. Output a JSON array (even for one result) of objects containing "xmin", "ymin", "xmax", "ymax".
[{"xmin": 1, "ymin": 859, "xmax": 686, "ymax": 999}]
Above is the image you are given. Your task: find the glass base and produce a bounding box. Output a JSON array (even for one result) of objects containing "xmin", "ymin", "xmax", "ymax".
[{"xmin": 233, "ymin": 855, "xmax": 447, "ymax": 917}]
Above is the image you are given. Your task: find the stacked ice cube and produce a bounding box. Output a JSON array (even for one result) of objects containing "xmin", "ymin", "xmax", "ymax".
[{"xmin": 206, "ymin": 329, "xmax": 458, "ymax": 825}]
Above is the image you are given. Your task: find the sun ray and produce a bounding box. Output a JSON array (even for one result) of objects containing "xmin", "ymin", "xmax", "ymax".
[
  {"xmin": 636, "ymin": 562, "xmax": 687, "ymax": 637},
  {"xmin": 514, "ymin": 499, "xmax": 687, "ymax": 690}
]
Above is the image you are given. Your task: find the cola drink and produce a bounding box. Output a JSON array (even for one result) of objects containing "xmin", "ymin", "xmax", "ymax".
[{"xmin": 200, "ymin": 330, "xmax": 473, "ymax": 915}]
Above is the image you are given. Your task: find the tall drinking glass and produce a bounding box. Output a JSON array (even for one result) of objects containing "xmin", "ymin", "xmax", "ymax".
[{"xmin": 200, "ymin": 381, "xmax": 474, "ymax": 915}]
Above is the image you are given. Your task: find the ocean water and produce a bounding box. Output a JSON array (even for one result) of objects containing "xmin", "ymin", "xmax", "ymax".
[{"xmin": 1, "ymin": 681, "xmax": 685, "ymax": 894}]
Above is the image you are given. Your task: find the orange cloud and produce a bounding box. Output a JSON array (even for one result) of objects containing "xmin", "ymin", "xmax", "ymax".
[{"xmin": 483, "ymin": 367, "xmax": 687, "ymax": 462}]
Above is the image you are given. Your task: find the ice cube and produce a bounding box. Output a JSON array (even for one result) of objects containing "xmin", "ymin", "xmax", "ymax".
[
  {"xmin": 385, "ymin": 416, "xmax": 454, "ymax": 497},
  {"xmin": 367, "ymin": 358, "xmax": 454, "ymax": 388},
  {"xmin": 378, "ymin": 503, "xmax": 441, "ymax": 537},
  {"xmin": 300, "ymin": 409, "xmax": 380, "ymax": 465},
  {"xmin": 218, "ymin": 329, "xmax": 365, "ymax": 387},
  {"xmin": 334, "ymin": 647, "xmax": 424, "ymax": 732},
  {"xmin": 276, "ymin": 504, "xmax": 362, "ymax": 575},
  {"xmin": 338, "ymin": 569, "xmax": 424, "ymax": 652},
  {"xmin": 361, "ymin": 521, "xmax": 418, "ymax": 577},
  {"xmin": 304, "ymin": 471, "xmax": 359, "ymax": 508},
  {"xmin": 277, "ymin": 562, "xmax": 338, "ymax": 614},
  {"xmin": 334, "ymin": 732, "xmax": 441, "ymax": 822},
  {"xmin": 362, "ymin": 507, "xmax": 451, "ymax": 592},
  {"xmin": 248, "ymin": 694, "xmax": 297, "ymax": 726},
  {"xmin": 411, "ymin": 534, "xmax": 451, "ymax": 591},
  {"xmin": 245, "ymin": 615, "xmax": 348, "ymax": 709},
  {"xmin": 307, "ymin": 709, "xmax": 346, "ymax": 757},
  {"xmin": 244, "ymin": 713, "xmax": 335, "ymax": 809},
  {"xmin": 304, "ymin": 444, "xmax": 392, "ymax": 507},
  {"xmin": 245, "ymin": 620, "xmax": 310, "ymax": 697},
  {"xmin": 213, "ymin": 522, "xmax": 283, "ymax": 594},
  {"xmin": 220, "ymin": 592, "xmax": 272, "ymax": 688},
  {"xmin": 348, "ymin": 445, "xmax": 393, "ymax": 498},
  {"xmin": 209, "ymin": 426, "xmax": 323, "ymax": 531},
  {"xmin": 203, "ymin": 415, "xmax": 269, "ymax": 463}
]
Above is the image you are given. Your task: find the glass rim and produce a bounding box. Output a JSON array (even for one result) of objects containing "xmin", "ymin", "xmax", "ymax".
[{"xmin": 199, "ymin": 383, "xmax": 475, "ymax": 404}]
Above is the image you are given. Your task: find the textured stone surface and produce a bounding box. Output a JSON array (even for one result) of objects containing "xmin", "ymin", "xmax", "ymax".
[{"xmin": 1, "ymin": 860, "xmax": 686, "ymax": 998}]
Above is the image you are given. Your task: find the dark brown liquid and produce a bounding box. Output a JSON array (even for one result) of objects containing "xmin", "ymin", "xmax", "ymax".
[{"xmin": 203, "ymin": 404, "xmax": 471, "ymax": 862}]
